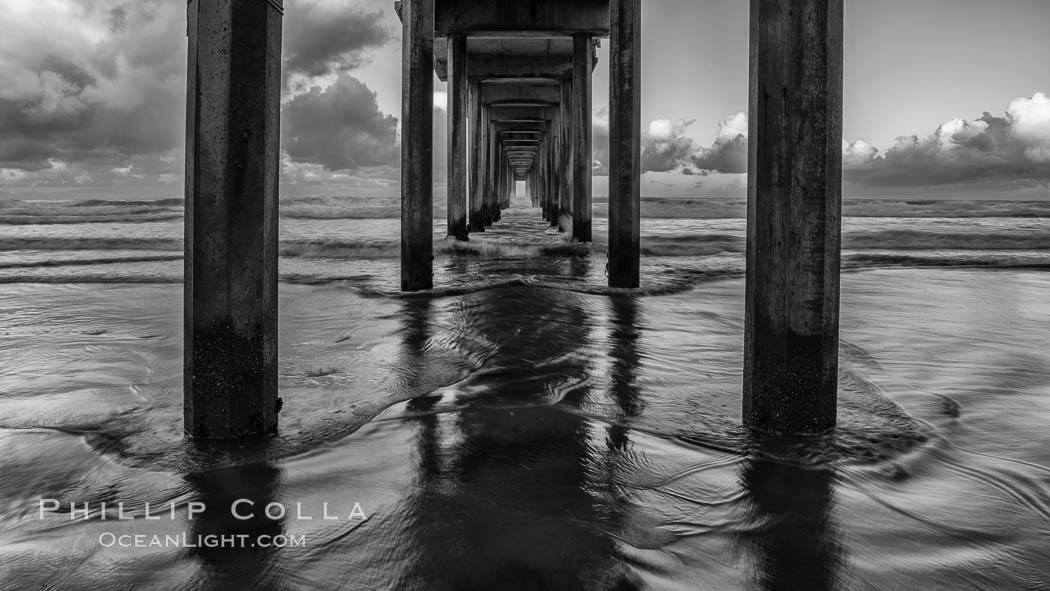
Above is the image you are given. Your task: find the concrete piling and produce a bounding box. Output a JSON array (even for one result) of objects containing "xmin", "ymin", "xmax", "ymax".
[
  {"xmin": 183, "ymin": 0, "xmax": 282, "ymax": 439},
  {"xmin": 608, "ymin": 0, "xmax": 641, "ymax": 288},
  {"xmin": 446, "ymin": 33, "xmax": 469, "ymax": 241},
  {"xmin": 383, "ymin": 0, "xmax": 846, "ymax": 436},
  {"xmin": 572, "ymin": 34, "xmax": 593, "ymax": 242},
  {"xmin": 743, "ymin": 0, "xmax": 844, "ymax": 434},
  {"xmin": 559, "ymin": 78, "xmax": 573, "ymax": 232},
  {"xmin": 400, "ymin": 0, "xmax": 434, "ymax": 292},
  {"xmin": 484, "ymin": 120, "xmax": 496, "ymax": 226},
  {"xmin": 549, "ymin": 127, "xmax": 559, "ymax": 227},
  {"xmin": 469, "ymin": 79, "xmax": 484, "ymax": 233}
]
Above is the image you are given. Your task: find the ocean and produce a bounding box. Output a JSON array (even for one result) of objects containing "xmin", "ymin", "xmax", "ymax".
[{"xmin": 1, "ymin": 194, "xmax": 1050, "ymax": 589}]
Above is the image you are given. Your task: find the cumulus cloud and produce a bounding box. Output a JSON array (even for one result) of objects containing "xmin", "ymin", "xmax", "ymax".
[
  {"xmin": 279, "ymin": 2, "xmax": 398, "ymax": 175},
  {"xmin": 0, "ymin": 0, "xmax": 398, "ymax": 189},
  {"xmin": 846, "ymin": 93, "xmax": 1050, "ymax": 186},
  {"xmin": 0, "ymin": 0, "xmax": 186, "ymax": 183},
  {"xmin": 282, "ymin": 1, "xmax": 390, "ymax": 80},
  {"xmin": 642, "ymin": 119, "xmax": 697, "ymax": 172},
  {"xmin": 592, "ymin": 107, "xmax": 741, "ymax": 175},
  {"xmin": 592, "ymin": 111, "xmax": 750, "ymax": 175},
  {"xmin": 282, "ymin": 75, "xmax": 399, "ymax": 172},
  {"xmin": 1007, "ymin": 92, "xmax": 1050, "ymax": 163},
  {"xmin": 592, "ymin": 93, "xmax": 1050, "ymax": 185},
  {"xmin": 842, "ymin": 139, "xmax": 878, "ymax": 167},
  {"xmin": 690, "ymin": 112, "xmax": 748, "ymax": 174}
]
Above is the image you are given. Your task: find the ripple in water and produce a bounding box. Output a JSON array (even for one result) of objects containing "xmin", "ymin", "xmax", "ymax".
[{"xmin": 1, "ymin": 204, "xmax": 1050, "ymax": 589}]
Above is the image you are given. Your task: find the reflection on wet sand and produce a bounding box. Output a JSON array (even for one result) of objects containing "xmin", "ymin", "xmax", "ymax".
[
  {"xmin": 739, "ymin": 437, "xmax": 844, "ymax": 591},
  {"xmin": 398, "ymin": 286, "xmax": 638, "ymax": 590},
  {"xmin": 6, "ymin": 264, "xmax": 1049, "ymax": 589},
  {"xmin": 607, "ymin": 295, "xmax": 644, "ymax": 451},
  {"xmin": 185, "ymin": 449, "xmax": 285, "ymax": 591}
]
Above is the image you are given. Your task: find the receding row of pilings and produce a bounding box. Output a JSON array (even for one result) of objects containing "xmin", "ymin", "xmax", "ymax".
[
  {"xmin": 401, "ymin": 0, "xmax": 609, "ymax": 292},
  {"xmin": 182, "ymin": 0, "xmax": 842, "ymax": 439}
]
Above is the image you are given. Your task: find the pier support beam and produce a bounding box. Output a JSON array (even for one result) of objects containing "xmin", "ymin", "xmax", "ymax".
[
  {"xmin": 572, "ymin": 34, "xmax": 593, "ymax": 242},
  {"xmin": 532, "ymin": 162, "xmax": 539, "ymax": 210},
  {"xmin": 744, "ymin": 0, "xmax": 844, "ymax": 434},
  {"xmin": 549, "ymin": 126, "xmax": 559, "ymax": 227},
  {"xmin": 469, "ymin": 80, "xmax": 484, "ymax": 233},
  {"xmin": 446, "ymin": 33, "xmax": 468, "ymax": 240},
  {"xmin": 400, "ymin": 0, "xmax": 434, "ymax": 291},
  {"xmin": 484, "ymin": 119, "xmax": 496, "ymax": 226},
  {"xmin": 539, "ymin": 138, "xmax": 548, "ymax": 219},
  {"xmin": 608, "ymin": 0, "xmax": 641, "ymax": 288},
  {"xmin": 503, "ymin": 153, "xmax": 512, "ymax": 211},
  {"xmin": 506, "ymin": 158, "xmax": 514, "ymax": 208},
  {"xmin": 559, "ymin": 79, "xmax": 573, "ymax": 231},
  {"xmin": 184, "ymin": 0, "xmax": 282, "ymax": 439},
  {"xmin": 494, "ymin": 141, "xmax": 503, "ymax": 219},
  {"xmin": 544, "ymin": 135, "xmax": 553, "ymax": 223},
  {"xmin": 492, "ymin": 135, "xmax": 500, "ymax": 221}
]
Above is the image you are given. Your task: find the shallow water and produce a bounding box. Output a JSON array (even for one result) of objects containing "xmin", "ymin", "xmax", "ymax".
[{"xmin": 2, "ymin": 199, "xmax": 1050, "ymax": 589}]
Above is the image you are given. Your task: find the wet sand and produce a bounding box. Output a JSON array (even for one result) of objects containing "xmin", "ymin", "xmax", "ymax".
[{"xmin": 2, "ymin": 231, "xmax": 1050, "ymax": 588}]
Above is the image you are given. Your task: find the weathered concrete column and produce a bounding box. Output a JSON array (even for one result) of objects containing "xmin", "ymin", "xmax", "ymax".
[
  {"xmin": 503, "ymin": 152, "xmax": 511, "ymax": 210},
  {"xmin": 471, "ymin": 98, "xmax": 486, "ymax": 233},
  {"xmin": 529, "ymin": 163, "xmax": 537, "ymax": 207},
  {"xmin": 484, "ymin": 121, "xmax": 496, "ymax": 226},
  {"xmin": 559, "ymin": 78, "xmax": 573, "ymax": 231},
  {"xmin": 494, "ymin": 143, "xmax": 503, "ymax": 221},
  {"xmin": 744, "ymin": 0, "xmax": 844, "ymax": 434},
  {"xmin": 400, "ymin": 0, "xmax": 434, "ymax": 291},
  {"xmin": 184, "ymin": 0, "xmax": 282, "ymax": 439},
  {"xmin": 469, "ymin": 79, "xmax": 483, "ymax": 233},
  {"xmin": 534, "ymin": 165, "xmax": 541, "ymax": 209},
  {"xmin": 446, "ymin": 34, "xmax": 468, "ymax": 240},
  {"xmin": 505, "ymin": 152, "xmax": 512, "ymax": 208},
  {"xmin": 549, "ymin": 126, "xmax": 559, "ymax": 227},
  {"xmin": 492, "ymin": 141, "xmax": 502, "ymax": 221},
  {"xmin": 539, "ymin": 138, "xmax": 548, "ymax": 219},
  {"xmin": 572, "ymin": 34, "xmax": 593, "ymax": 242},
  {"xmin": 608, "ymin": 0, "xmax": 641, "ymax": 288},
  {"xmin": 547, "ymin": 135, "xmax": 555, "ymax": 220},
  {"xmin": 549, "ymin": 113, "xmax": 559, "ymax": 223},
  {"xmin": 545, "ymin": 136, "xmax": 554, "ymax": 221},
  {"xmin": 550, "ymin": 131, "xmax": 558, "ymax": 226}
]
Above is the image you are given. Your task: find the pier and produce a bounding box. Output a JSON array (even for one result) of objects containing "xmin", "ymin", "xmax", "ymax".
[{"xmin": 183, "ymin": 0, "xmax": 843, "ymax": 438}]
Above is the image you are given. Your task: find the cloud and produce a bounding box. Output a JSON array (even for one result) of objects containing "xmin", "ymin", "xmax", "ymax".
[
  {"xmin": 0, "ymin": 0, "xmax": 398, "ymax": 190},
  {"xmin": 594, "ymin": 93, "xmax": 1050, "ymax": 185},
  {"xmin": 1007, "ymin": 92, "xmax": 1050, "ymax": 163},
  {"xmin": 279, "ymin": 2, "xmax": 399, "ymax": 177},
  {"xmin": 842, "ymin": 139, "xmax": 878, "ymax": 167},
  {"xmin": 592, "ymin": 112, "xmax": 750, "ymax": 175},
  {"xmin": 846, "ymin": 93, "xmax": 1050, "ymax": 186},
  {"xmin": 642, "ymin": 119, "xmax": 697, "ymax": 172},
  {"xmin": 689, "ymin": 112, "xmax": 748, "ymax": 174},
  {"xmin": 593, "ymin": 107, "xmax": 736, "ymax": 175},
  {"xmin": 0, "ymin": 0, "xmax": 186, "ymax": 179},
  {"xmin": 281, "ymin": 74, "xmax": 399, "ymax": 173},
  {"xmin": 282, "ymin": 1, "xmax": 391, "ymax": 80}
]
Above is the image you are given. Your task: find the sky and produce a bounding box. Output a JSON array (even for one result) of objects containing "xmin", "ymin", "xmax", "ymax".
[{"xmin": 1, "ymin": 0, "xmax": 1049, "ymax": 199}]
